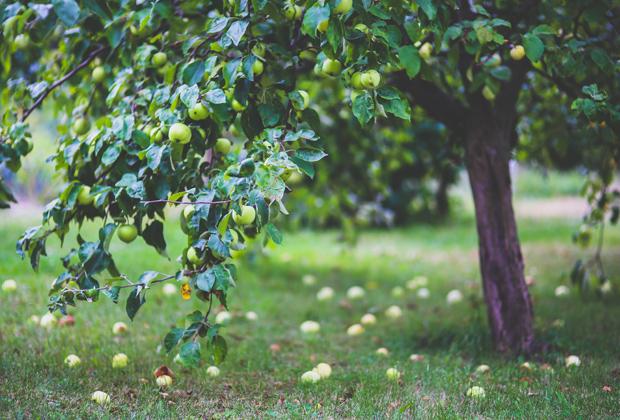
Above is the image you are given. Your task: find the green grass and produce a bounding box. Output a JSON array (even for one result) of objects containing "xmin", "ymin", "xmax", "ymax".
[
  {"xmin": 513, "ymin": 167, "xmax": 585, "ymax": 198},
  {"xmin": 1, "ymin": 214, "xmax": 620, "ymax": 418}
]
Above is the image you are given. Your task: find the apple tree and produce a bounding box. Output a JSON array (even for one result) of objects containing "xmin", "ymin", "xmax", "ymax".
[{"xmin": 1, "ymin": 0, "xmax": 618, "ymax": 358}]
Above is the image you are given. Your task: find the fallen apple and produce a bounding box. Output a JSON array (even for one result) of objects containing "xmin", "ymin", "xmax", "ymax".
[
  {"xmin": 2, "ymin": 279, "xmax": 17, "ymax": 292},
  {"xmin": 376, "ymin": 347, "xmax": 389, "ymax": 356},
  {"xmin": 156, "ymin": 374, "xmax": 173, "ymax": 387},
  {"xmin": 386, "ymin": 367, "xmax": 400, "ymax": 381},
  {"xmin": 346, "ymin": 323, "xmax": 364, "ymax": 336},
  {"xmin": 91, "ymin": 391, "xmax": 110, "ymax": 405},
  {"xmin": 316, "ymin": 287, "xmax": 334, "ymax": 301},
  {"xmin": 300, "ymin": 320, "xmax": 320, "ymax": 334},
  {"xmin": 64, "ymin": 354, "xmax": 81, "ymax": 368},
  {"xmin": 385, "ymin": 305, "xmax": 403, "ymax": 319},
  {"xmin": 112, "ymin": 353, "xmax": 129, "ymax": 369},
  {"xmin": 301, "ymin": 370, "xmax": 321, "ymax": 384},
  {"xmin": 360, "ymin": 313, "xmax": 376, "ymax": 325},
  {"xmin": 40, "ymin": 313, "xmax": 57, "ymax": 329},
  {"xmin": 446, "ymin": 289, "xmax": 463, "ymax": 304},
  {"xmin": 314, "ymin": 362, "xmax": 332, "ymax": 379},
  {"xmin": 466, "ymin": 386, "xmax": 486, "ymax": 399},
  {"xmin": 245, "ymin": 311, "xmax": 258, "ymax": 321},
  {"xmin": 207, "ymin": 366, "xmax": 220, "ymax": 377},
  {"xmin": 346, "ymin": 286, "xmax": 365, "ymax": 300},
  {"xmin": 112, "ymin": 321, "xmax": 128, "ymax": 335}
]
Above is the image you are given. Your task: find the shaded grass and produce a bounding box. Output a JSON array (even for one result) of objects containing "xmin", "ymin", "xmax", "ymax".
[{"xmin": 1, "ymin": 214, "xmax": 620, "ymax": 418}]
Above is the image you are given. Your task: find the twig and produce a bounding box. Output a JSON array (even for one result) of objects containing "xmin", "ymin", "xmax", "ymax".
[
  {"xmin": 64, "ymin": 272, "xmax": 177, "ymax": 295},
  {"xmin": 21, "ymin": 45, "xmax": 107, "ymax": 122},
  {"xmin": 192, "ymin": 294, "xmax": 214, "ymax": 342},
  {"xmin": 141, "ymin": 199, "xmax": 232, "ymax": 205}
]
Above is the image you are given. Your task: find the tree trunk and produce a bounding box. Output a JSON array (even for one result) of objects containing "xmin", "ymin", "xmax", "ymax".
[
  {"xmin": 435, "ymin": 172, "xmax": 450, "ymax": 218},
  {"xmin": 464, "ymin": 114, "xmax": 535, "ymax": 354}
]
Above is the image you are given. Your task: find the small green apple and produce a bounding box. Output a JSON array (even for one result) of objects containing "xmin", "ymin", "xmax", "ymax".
[
  {"xmin": 284, "ymin": 3, "xmax": 302, "ymax": 20},
  {"xmin": 354, "ymin": 23, "xmax": 369, "ymax": 33},
  {"xmin": 215, "ymin": 137, "xmax": 232, "ymax": 154},
  {"xmin": 361, "ymin": 69, "xmax": 381, "ymax": 89},
  {"xmin": 112, "ymin": 353, "xmax": 129, "ymax": 369},
  {"xmin": 510, "ymin": 45, "xmax": 525, "ymax": 61},
  {"xmin": 321, "ymin": 58, "xmax": 341, "ymax": 76},
  {"xmin": 150, "ymin": 126, "xmax": 163, "ymax": 143},
  {"xmin": 156, "ymin": 375, "xmax": 173, "ymax": 387},
  {"xmin": 189, "ymin": 103, "xmax": 209, "ymax": 120},
  {"xmin": 482, "ymin": 85, "xmax": 496, "ymax": 101},
  {"xmin": 1, "ymin": 279, "xmax": 17, "ymax": 292},
  {"xmin": 152, "ymin": 51, "xmax": 168, "ymax": 67},
  {"xmin": 232, "ymin": 205, "xmax": 256, "ymax": 225},
  {"xmin": 419, "ymin": 42, "xmax": 432, "ymax": 60},
  {"xmin": 317, "ymin": 18, "xmax": 329, "ymax": 33},
  {"xmin": 301, "ymin": 370, "xmax": 321, "ymax": 383},
  {"xmin": 333, "ymin": 0, "xmax": 352, "ymax": 14},
  {"xmin": 207, "ymin": 366, "xmax": 220, "ymax": 377},
  {"xmin": 231, "ymin": 99, "xmax": 246, "ymax": 112},
  {"xmin": 91, "ymin": 391, "xmax": 110, "ymax": 405},
  {"xmin": 187, "ymin": 247, "xmax": 203, "ymax": 265},
  {"xmin": 252, "ymin": 59, "xmax": 264, "ymax": 76},
  {"xmin": 350, "ymin": 72, "xmax": 364, "ymax": 89},
  {"xmin": 293, "ymin": 90, "xmax": 310, "ymax": 110},
  {"xmin": 64, "ymin": 354, "xmax": 81, "ymax": 368},
  {"xmin": 14, "ymin": 34, "xmax": 29, "ymax": 50},
  {"xmin": 92, "ymin": 66, "xmax": 105, "ymax": 83},
  {"xmin": 252, "ymin": 43, "xmax": 266, "ymax": 57},
  {"xmin": 72, "ymin": 117, "xmax": 90, "ymax": 136},
  {"xmin": 117, "ymin": 224, "xmax": 138, "ymax": 243},
  {"xmin": 77, "ymin": 186, "xmax": 94, "ymax": 206},
  {"xmin": 169, "ymin": 123, "xmax": 192, "ymax": 144},
  {"xmin": 386, "ymin": 367, "xmax": 400, "ymax": 381}
]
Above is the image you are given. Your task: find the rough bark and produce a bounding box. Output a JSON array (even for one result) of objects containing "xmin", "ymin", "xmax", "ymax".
[{"xmin": 464, "ymin": 113, "xmax": 535, "ymax": 354}]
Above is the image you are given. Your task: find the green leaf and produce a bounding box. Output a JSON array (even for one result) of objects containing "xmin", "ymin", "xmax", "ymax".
[
  {"xmin": 294, "ymin": 148, "xmax": 327, "ymax": 162},
  {"xmin": 490, "ymin": 66, "xmax": 512, "ymax": 81},
  {"xmin": 126, "ymin": 287, "xmax": 145, "ymax": 320},
  {"xmin": 301, "ymin": 4, "xmax": 330, "ymax": 37},
  {"xmin": 142, "ymin": 222, "xmax": 167, "ymax": 256},
  {"xmin": 417, "ymin": 0, "xmax": 436, "ymax": 19},
  {"xmin": 265, "ymin": 223, "xmax": 283, "ymax": 244},
  {"xmin": 225, "ymin": 20, "xmax": 249, "ymax": 46},
  {"xmin": 398, "ymin": 45, "xmax": 421, "ymax": 78},
  {"xmin": 211, "ymin": 335, "xmax": 228, "ymax": 364},
  {"xmin": 523, "ymin": 33, "xmax": 544, "ymax": 62},
  {"xmin": 164, "ymin": 327, "xmax": 184, "ymax": 352},
  {"xmin": 182, "ymin": 61, "xmax": 205, "ymax": 85},
  {"xmin": 381, "ymin": 97, "xmax": 411, "ymax": 120},
  {"xmin": 179, "ymin": 341, "xmax": 201, "ymax": 367},
  {"xmin": 352, "ymin": 92, "xmax": 375, "ymax": 126},
  {"xmin": 52, "ymin": 0, "xmax": 80, "ymax": 26}
]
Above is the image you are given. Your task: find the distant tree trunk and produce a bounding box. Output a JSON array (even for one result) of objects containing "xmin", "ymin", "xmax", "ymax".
[
  {"xmin": 435, "ymin": 173, "xmax": 450, "ymax": 218},
  {"xmin": 464, "ymin": 113, "xmax": 535, "ymax": 354}
]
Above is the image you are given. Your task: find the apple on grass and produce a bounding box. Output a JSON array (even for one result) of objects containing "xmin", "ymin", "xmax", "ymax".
[
  {"xmin": 215, "ymin": 311, "xmax": 232, "ymax": 325},
  {"xmin": 2, "ymin": 279, "xmax": 17, "ymax": 292},
  {"xmin": 385, "ymin": 305, "xmax": 403, "ymax": 319},
  {"xmin": 112, "ymin": 353, "xmax": 129, "ymax": 369},
  {"xmin": 346, "ymin": 286, "xmax": 365, "ymax": 300},
  {"xmin": 64, "ymin": 354, "xmax": 81, "ymax": 368},
  {"xmin": 360, "ymin": 313, "xmax": 376, "ymax": 325},
  {"xmin": 316, "ymin": 287, "xmax": 334, "ymax": 301},
  {"xmin": 207, "ymin": 366, "xmax": 220, "ymax": 377},
  {"xmin": 346, "ymin": 323, "xmax": 364, "ymax": 336},
  {"xmin": 466, "ymin": 386, "xmax": 486, "ymax": 399},
  {"xmin": 245, "ymin": 311, "xmax": 258, "ymax": 321},
  {"xmin": 301, "ymin": 370, "xmax": 321, "ymax": 384},
  {"xmin": 40, "ymin": 313, "xmax": 57, "ymax": 329},
  {"xmin": 156, "ymin": 375, "xmax": 173, "ymax": 387},
  {"xmin": 376, "ymin": 347, "xmax": 389, "ymax": 356},
  {"xmin": 112, "ymin": 321, "xmax": 128, "ymax": 335},
  {"xmin": 91, "ymin": 391, "xmax": 111, "ymax": 405},
  {"xmin": 302, "ymin": 274, "xmax": 316, "ymax": 286},
  {"xmin": 300, "ymin": 320, "xmax": 320, "ymax": 334},
  {"xmin": 314, "ymin": 363, "xmax": 332, "ymax": 379},
  {"xmin": 386, "ymin": 367, "xmax": 400, "ymax": 381}
]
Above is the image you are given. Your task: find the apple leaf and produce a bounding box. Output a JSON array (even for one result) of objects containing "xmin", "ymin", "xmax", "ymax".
[
  {"xmin": 523, "ymin": 33, "xmax": 544, "ymax": 62},
  {"xmin": 179, "ymin": 341, "xmax": 201, "ymax": 367},
  {"xmin": 352, "ymin": 92, "xmax": 375, "ymax": 126},
  {"xmin": 126, "ymin": 287, "xmax": 145, "ymax": 320},
  {"xmin": 398, "ymin": 45, "xmax": 421, "ymax": 78}
]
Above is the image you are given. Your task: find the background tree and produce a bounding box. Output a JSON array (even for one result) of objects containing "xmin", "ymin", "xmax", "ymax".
[{"xmin": 0, "ymin": 0, "xmax": 618, "ymax": 360}]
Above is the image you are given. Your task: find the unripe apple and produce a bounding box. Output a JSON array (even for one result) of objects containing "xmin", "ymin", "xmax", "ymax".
[
  {"xmin": 252, "ymin": 59, "xmax": 264, "ymax": 76},
  {"xmin": 346, "ymin": 286, "xmax": 365, "ymax": 300},
  {"xmin": 284, "ymin": 3, "xmax": 302, "ymax": 20},
  {"xmin": 215, "ymin": 137, "xmax": 232, "ymax": 154},
  {"xmin": 475, "ymin": 364, "xmax": 491, "ymax": 374},
  {"xmin": 91, "ymin": 391, "xmax": 110, "ymax": 405},
  {"xmin": 346, "ymin": 323, "xmax": 364, "ymax": 336},
  {"xmin": 151, "ymin": 51, "xmax": 168, "ymax": 67},
  {"xmin": 112, "ymin": 353, "xmax": 129, "ymax": 369},
  {"xmin": 186, "ymin": 247, "xmax": 203, "ymax": 265},
  {"xmin": 117, "ymin": 224, "xmax": 138, "ymax": 243},
  {"xmin": 232, "ymin": 205, "xmax": 256, "ymax": 225},
  {"xmin": 73, "ymin": 117, "xmax": 90, "ymax": 136},
  {"xmin": 293, "ymin": 90, "xmax": 310, "ymax": 110},
  {"xmin": 316, "ymin": 286, "xmax": 334, "ymax": 301},
  {"xmin": 231, "ymin": 99, "xmax": 246, "ymax": 112},
  {"xmin": 156, "ymin": 374, "xmax": 173, "ymax": 387},
  {"xmin": 385, "ymin": 305, "xmax": 402, "ymax": 319},
  {"xmin": 446, "ymin": 289, "xmax": 464, "ymax": 304},
  {"xmin": 482, "ymin": 86, "xmax": 495, "ymax": 101},
  {"xmin": 77, "ymin": 186, "xmax": 94, "ymax": 206},
  {"xmin": 150, "ymin": 126, "xmax": 163, "ymax": 143},
  {"xmin": 565, "ymin": 355, "xmax": 581, "ymax": 367},
  {"xmin": 350, "ymin": 72, "xmax": 364, "ymax": 89},
  {"xmin": 317, "ymin": 18, "xmax": 329, "ymax": 33},
  {"xmin": 391, "ymin": 286, "xmax": 404, "ymax": 297},
  {"xmin": 361, "ymin": 70, "xmax": 381, "ymax": 89},
  {"xmin": 92, "ymin": 66, "xmax": 105, "ymax": 83},
  {"xmin": 322, "ymin": 58, "xmax": 341, "ymax": 76},
  {"xmin": 112, "ymin": 321, "xmax": 128, "ymax": 335},
  {"xmin": 386, "ymin": 367, "xmax": 400, "ymax": 381},
  {"xmin": 301, "ymin": 370, "xmax": 321, "ymax": 384},
  {"xmin": 302, "ymin": 274, "xmax": 316, "ymax": 286},
  {"xmin": 64, "ymin": 354, "xmax": 81, "ymax": 368},
  {"xmin": 206, "ymin": 365, "xmax": 221, "ymax": 377},
  {"xmin": 14, "ymin": 34, "xmax": 29, "ymax": 50},
  {"xmin": 409, "ymin": 354, "xmax": 425, "ymax": 362},
  {"xmin": 333, "ymin": 0, "xmax": 352, "ymax": 14},
  {"xmin": 376, "ymin": 347, "xmax": 389, "ymax": 356},
  {"xmin": 245, "ymin": 311, "xmax": 258, "ymax": 321},
  {"xmin": 360, "ymin": 313, "xmax": 376, "ymax": 325},
  {"xmin": 252, "ymin": 43, "xmax": 266, "ymax": 57},
  {"xmin": 189, "ymin": 103, "xmax": 209, "ymax": 120},
  {"xmin": 510, "ymin": 45, "xmax": 525, "ymax": 61},
  {"xmin": 300, "ymin": 320, "xmax": 320, "ymax": 334},
  {"xmin": 419, "ymin": 42, "xmax": 433, "ymax": 60},
  {"xmin": 417, "ymin": 287, "xmax": 430, "ymax": 299},
  {"xmin": 40, "ymin": 313, "xmax": 57, "ymax": 329},
  {"xmin": 2, "ymin": 279, "xmax": 17, "ymax": 292},
  {"xmin": 314, "ymin": 362, "xmax": 332, "ymax": 379},
  {"xmin": 169, "ymin": 122, "xmax": 192, "ymax": 144},
  {"xmin": 466, "ymin": 386, "xmax": 486, "ymax": 399}
]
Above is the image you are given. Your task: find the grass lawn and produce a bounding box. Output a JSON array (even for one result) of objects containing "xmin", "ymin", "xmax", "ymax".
[{"xmin": 1, "ymin": 213, "xmax": 619, "ymax": 418}]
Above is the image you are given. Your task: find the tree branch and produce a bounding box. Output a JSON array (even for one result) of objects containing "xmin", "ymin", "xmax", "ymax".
[
  {"xmin": 392, "ymin": 72, "xmax": 469, "ymax": 131},
  {"xmin": 21, "ymin": 45, "xmax": 107, "ymax": 122}
]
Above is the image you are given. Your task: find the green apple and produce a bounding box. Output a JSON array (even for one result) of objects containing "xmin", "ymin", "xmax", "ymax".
[
  {"xmin": 2, "ymin": 279, "xmax": 17, "ymax": 292},
  {"xmin": 354, "ymin": 23, "xmax": 369, "ymax": 33},
  {"xmin": 386, "ymin": 367, "xmax": 400, "ymax": 381},
  {"xmin": 92, "ymin": 66, "xmax": 105, "ymax": 83},
  {"xmin": 510, "ymin": 45, "xmax": 525, "ymax": 61},
  {"xmin": 152, "ymin": 51, "xmax": 167, "ymax": 67},
  {"xmin": 252, "ymin": 43, "xmax": 266, "ymax": 57},
  {"xmin": 321, "ymin": 58, "xmax": 341, "ymax": 76},
  {"xmin": 350, "ymin": 72, "xmax": 364, "ymax": 89},
  {"xmin": 361, "ymin": 70, "xmax": 381, "ymax": 89},
  {"xmin": 14, "ymin": 34, "xmax": 29, "ymax": 50},
  {"xmin": 117, "ymin": 224, "xmax": 138, "ymax": 243},
  {"xmin": 284, "ymin": 3, "xmax": 302, "ymax": 20},
  {"xmin": 112, "ymin": 353, "xmax": 129, "ymax": 369},
  {"xmin": 299, "ymin": 50, "xmax": 316, "ymax": 61},
  {"xmin": 72, "ymin": 117, "xmax": 90, "ymax": 136},
  {"xmin": 482, "ymin": 85, "xmax": 496, "ymax": 101},
  {"xmin": 231, "ymin": 99, "xmax": 246, "ymax": 112},
  {"xmin": 187, "ymin": 246, "xmax": 203, "ymax": 265},
  {"xmin": 293, "ymin": 90, "xmax": 310, "ymax": 110},
  {"xmin": 215, "ymin": 137, "xmax": 232, "ymax": 154},
  {"xmin": 252, "ymin": 59, "xmax": 264, "ymax": 76},
  {"xmin": 189, "ymin": 103, "xmax": 209, "ymax": 120},
  {"xmin": 156, "ymin": 375, "xmax": 173, "ymax": 387},
  {"xmin": 333, "ymin": 0, "xmax": 352, "ymax": 14},
  {"xmin": 150, "ymin": 126, "xmax": 163, "ymax": 143},
  {"xmin": 169, "ymin": 123, "xmax": 192, "ymax": 144},
  {"xmin": 77, "ymin": 186, "xmax": 94, "ymax": 206},
  {"xmin": 419, "ymin": 42, "xmax": 432, "ymax": 60},
  {"xmin": 180, "ymin": 204, "xmax": 195, "ymax": 234},
  {"xmin": 486, "ymin": 53, "xmax": 502, "ymax": 67},
  {"xmin": 317, "ymin": 18, "xmax": 329, "ymax": 33},
  {"xmin": 232, "ymin": 205, "xmax": 256, "ymax": 225}
]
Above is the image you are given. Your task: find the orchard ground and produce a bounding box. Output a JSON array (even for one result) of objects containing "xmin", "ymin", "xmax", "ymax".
[{"xmin": 1, "ymin": 205, "xmax": 620, "ymax": 417}]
